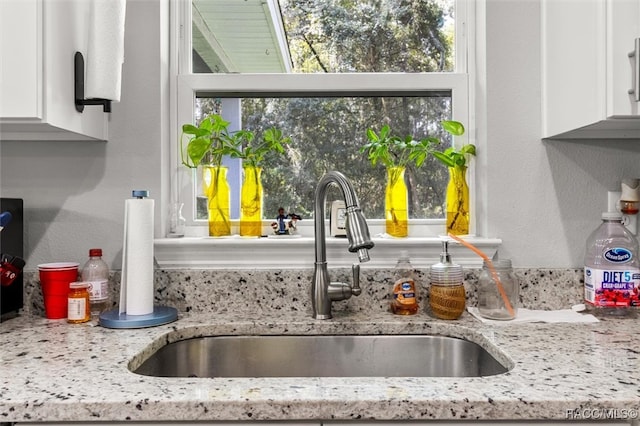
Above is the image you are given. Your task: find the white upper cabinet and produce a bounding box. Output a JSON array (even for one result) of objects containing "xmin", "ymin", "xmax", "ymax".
[
  {"xmin": 542, "ymin": 0, "xmax": 640, "ymax": 139},
  {"xmin": 0, "ymin": 0, "xmax": 108, "ymax": 141}
]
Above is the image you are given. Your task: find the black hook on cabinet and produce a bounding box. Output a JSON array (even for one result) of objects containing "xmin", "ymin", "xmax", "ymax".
[{"xmin": 74, "ymin": 52, "xmax": 112, "ymax": 113}]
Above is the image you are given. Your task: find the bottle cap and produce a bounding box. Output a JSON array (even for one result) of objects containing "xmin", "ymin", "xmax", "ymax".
[
  {"xmin": 430, "ymin": 240, "xmax": 463, "ymax": 286},
  {"xmin": 89, "ymin": 248, "xmax": 102, "ymax": 257},
  {"xmin": 602, "ymin": 212, "xmax": 622, "ymax": 221},
  {"xmin": 69, "ymin": 281, "xmax": 90, "ymax": 289},
  {"xmin": 399, "ymin": 250, "xmax": 410, "ymax": 261}
]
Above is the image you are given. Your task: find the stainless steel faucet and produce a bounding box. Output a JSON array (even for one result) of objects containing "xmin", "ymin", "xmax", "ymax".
[{"xmin": 312, "ymin": 171, "xmax": 375, "ymax": 319}]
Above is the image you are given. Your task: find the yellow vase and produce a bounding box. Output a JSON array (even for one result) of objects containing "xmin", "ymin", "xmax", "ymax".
[
  {"xmin": 203, "ymin": 165, "xmax": 231, "ymax": 236},
  {"xmin": 240, "ymin": 165, "xmax": 263, "ymax": 237},
  {"xmin": 446, "ymin": 166, "xmax": 470, "ymax": 235},
  {"xmin": 385, "ymin": 166, "xmax": 408, "ymax": 237}
]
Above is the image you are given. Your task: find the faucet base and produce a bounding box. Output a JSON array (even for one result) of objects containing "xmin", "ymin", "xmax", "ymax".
[{"xmin": 313, "ymin": 313, "xmax": 332, "ymax": 320}]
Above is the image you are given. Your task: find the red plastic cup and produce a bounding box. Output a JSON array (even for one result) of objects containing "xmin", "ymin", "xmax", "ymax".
[{"xmin": 38, "ymin": 262, "xmax": 79, "ymax": 319}]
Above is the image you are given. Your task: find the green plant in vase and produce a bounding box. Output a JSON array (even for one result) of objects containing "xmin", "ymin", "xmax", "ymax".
[
  {"xmin": 230, "ymin": 128, "xmax": 290, "ymax": 237},
  {"xmin": 360, "ymin": 120, "xmax": 471, "ymax": 237},
  {"xmin": 180, "ymin": 114, "xmax": 238, "ymax": 236},
  {"xmin": 360, "ymin": 125, "xmax": 435, "ymax": 237},
  {"xmin": 429, "ymin": 120, "xmax": 475, "ymax": 235}
]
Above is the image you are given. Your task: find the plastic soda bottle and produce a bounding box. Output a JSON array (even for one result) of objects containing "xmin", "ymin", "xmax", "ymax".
[{"xmin": 584, "ymin": 212, "xmax": 640, "ymax": 316}]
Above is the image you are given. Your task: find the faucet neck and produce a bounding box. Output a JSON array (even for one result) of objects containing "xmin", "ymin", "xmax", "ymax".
[
  {"xmin": 311, "ymin": 171, "xmax": 374, "ymax": 319},
  {"xmin": 314, "ymin": 171, "xmax": 357, "ymax": 263}
]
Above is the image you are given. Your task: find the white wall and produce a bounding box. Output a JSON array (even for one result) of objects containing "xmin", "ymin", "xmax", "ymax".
[
  {"xmin": 2, "ymin": 0, "xmax": 640, "ymax": 270},
  {"xmin": 479, "ymin": 0, "xmax": 640, "ymax": 267}
]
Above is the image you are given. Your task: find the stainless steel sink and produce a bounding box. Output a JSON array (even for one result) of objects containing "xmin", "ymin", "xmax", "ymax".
[{"xmin": 133, "ymin": 335, "xmax": 509, "ymax": 378}]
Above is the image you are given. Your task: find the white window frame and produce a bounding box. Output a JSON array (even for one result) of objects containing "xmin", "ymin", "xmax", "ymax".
[{"xmin": 157, "ymin": 0, "xmax": 501, "ymax": 269}]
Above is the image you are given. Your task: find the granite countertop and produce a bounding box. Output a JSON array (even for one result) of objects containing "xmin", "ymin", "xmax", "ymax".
[{"xmin": 2, "ymin": 308, "xmax": 640, "ymax": 423}]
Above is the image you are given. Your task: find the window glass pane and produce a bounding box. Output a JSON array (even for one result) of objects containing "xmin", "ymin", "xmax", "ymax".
[
  {"xmin": 191, "ymin": 0, "xmax": 455, "ymax": 73},
  {"xmin": 194, "ymin": 94, "xmax": 452, "ymax": 221}
]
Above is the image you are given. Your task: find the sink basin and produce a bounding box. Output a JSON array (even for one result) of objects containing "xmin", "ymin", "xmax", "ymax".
[{"xmin": 133, "ymin": 335, "xmax": 508, "ymax": 378}]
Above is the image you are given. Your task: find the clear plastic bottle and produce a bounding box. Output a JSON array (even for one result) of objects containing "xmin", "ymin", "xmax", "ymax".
[
  {"xmin": 390, "ymin": 250, "xmax": 419, "ymax": 315},
  {"xmin": 584, "ymin": 212, "xmax": 640, "ymax": 316},
  {"xmin": 81, "ymin": 248, "xmax": 110, "ymax": 319}
]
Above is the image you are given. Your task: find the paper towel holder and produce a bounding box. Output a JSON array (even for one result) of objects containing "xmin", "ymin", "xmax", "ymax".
[{"xmin": 74, "ymin": 52, "xmax": 112, "ymax": 113}]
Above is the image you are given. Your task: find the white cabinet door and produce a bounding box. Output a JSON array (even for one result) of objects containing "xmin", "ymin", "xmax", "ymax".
[
  {"xmin": 608, "ymin": 0, "xmax": 640, "ymax": 117},
  {"xmin": 0, "ymin": 0, "xmax": 41, "ymax": 119},
  {"xmin": 0, "ymin": 0, "xmax": 108, "ymax": 141},
  {"xmin": 542, "ymin": 0, "xmax": 640, "ymax": 139}
]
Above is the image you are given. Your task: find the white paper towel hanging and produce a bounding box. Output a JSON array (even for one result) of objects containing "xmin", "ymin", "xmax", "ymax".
[
  {"xmin": 119, "ymin": 191, "xmax": 154, "ymax": 316},
  {"xmin": 86, "ymin": 0, "xmax": 127, "ymax": 101}
]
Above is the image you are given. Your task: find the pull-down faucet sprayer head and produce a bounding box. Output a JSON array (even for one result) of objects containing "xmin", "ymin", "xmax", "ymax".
[{"xmin": 345, "ymin": 205, "xmax": 374, "ymax": 262}]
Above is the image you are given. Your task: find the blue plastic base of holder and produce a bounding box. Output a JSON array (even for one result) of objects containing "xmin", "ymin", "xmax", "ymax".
[{"xmin": 99, "ymin": 306, "xmax": 178, "ymax": 329}]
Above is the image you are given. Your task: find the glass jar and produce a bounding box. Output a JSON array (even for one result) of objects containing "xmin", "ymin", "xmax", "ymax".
[{"xmin": 477, "ymin": 259, "xmax": 518, "ymax": 320}]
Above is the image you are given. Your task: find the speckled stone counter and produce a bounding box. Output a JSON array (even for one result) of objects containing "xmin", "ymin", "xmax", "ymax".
[
  {"xmin": 2, "ymin": 269, "xmax": 639, "ymax": 423},
  {"xmin": 20, "ymin": 268, "xmax": 586, "ymax": 317}
]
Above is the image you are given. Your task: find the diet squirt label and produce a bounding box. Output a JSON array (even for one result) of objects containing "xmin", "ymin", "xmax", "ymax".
[{"xmin": 584, "ymin": 248, "xmax": 640, "ymax": 307}]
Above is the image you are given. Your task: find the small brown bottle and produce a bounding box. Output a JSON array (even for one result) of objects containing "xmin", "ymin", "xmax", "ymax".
[
  {"xmin": 390, "ymin": 250, "xmax": 419, "ymax": 315},
  {"xmin": 67, "ymin": 282, "xmax": 91, "ymax": 323}
]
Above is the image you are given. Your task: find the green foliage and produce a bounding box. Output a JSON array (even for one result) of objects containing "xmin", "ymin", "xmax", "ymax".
[
  {"xmin": 430, "ymin": 120, "xmax": 476, "ymax": 169},
  {"xmin": 360, "ymin": 120, "xmax": 470, "ymax": 170},
  {"xmin": 282, "ymin": 0, "xmax": 454, "ymax": 73},
  {"xmin": 230, "ymin": 128, "xmax": 291, "ymax": 168},
  {"xmin": 360, "ymin": 125, "xmax": 438, "ymax": 169},
  {"xmin": 180, "ymin": 114, "xmax": 290, "ymax": 169},
  {"xmin": 180, "ymin": 114, "xmax": 236, "ymax": 168}
]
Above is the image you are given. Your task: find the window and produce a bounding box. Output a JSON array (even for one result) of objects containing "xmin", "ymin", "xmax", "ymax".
[{"xmin": 173, "ymin": 0, "xmax": 470, "ymax": 237}]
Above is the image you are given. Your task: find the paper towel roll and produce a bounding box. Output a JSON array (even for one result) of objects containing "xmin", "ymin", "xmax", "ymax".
[
  {"xmin": 86, "ymin": 0, "xmax": 126, "ymax": 101},
  {"xmin": 119, "ymin": 196, "xmax": 154, "ymax": 316}
]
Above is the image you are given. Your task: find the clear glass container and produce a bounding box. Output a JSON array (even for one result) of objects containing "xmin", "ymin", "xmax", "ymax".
[
  {"xmin": 477, "ymin": 259, "xmax": 518, "ymax": 320},
  {"xmin": 168, "ymin": 202, "xmax": 186, "ymax": 237}
]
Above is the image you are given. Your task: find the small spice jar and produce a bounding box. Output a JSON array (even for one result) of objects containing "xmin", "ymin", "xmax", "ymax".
[
  {"xmin": 477, "ymin": 259, "xmax": 519, "ymax": 320},
  {"xmin": 67, "ymin": 282, "xmax": 91, "ymax": 323}
]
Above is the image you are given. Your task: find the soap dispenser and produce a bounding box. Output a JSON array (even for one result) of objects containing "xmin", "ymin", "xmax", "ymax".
[
  {"xmin": 429, "ymin": 240, "xmax": 466, "ymax": 320},
  {"xmin": 390, "ymin": 250, "xmax": 419, "ymax": 315}
]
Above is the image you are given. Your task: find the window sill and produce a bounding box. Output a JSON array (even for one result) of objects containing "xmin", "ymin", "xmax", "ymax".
[{"xmin": 154, "ymin": 235, "xmax": 501, "ymax": 269}]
